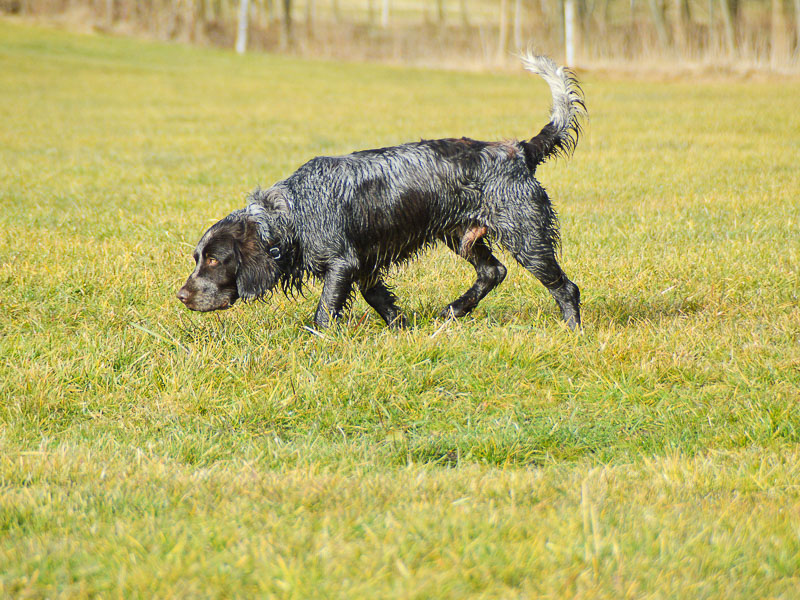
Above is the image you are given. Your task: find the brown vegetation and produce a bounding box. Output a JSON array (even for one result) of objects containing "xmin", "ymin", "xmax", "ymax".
[{"xmin": 2, "ymin": 1, "xmax": 798, "ymax": 71}]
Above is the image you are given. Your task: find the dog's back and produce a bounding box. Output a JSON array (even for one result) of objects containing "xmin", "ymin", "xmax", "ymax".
[{"xmin": 276, "ymin": 137, "xmax": 538, "ymax": 270}]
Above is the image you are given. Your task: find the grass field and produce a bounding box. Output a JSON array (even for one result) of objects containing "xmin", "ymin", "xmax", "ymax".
[{"xmin": 1, "ymin": 20, "xmax": 799, "ymax": 598}]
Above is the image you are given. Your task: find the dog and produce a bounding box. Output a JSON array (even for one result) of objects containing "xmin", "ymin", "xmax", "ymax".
[{"xmin": 177, "ymin": 54, "xmax": 585, "ymax": 330}]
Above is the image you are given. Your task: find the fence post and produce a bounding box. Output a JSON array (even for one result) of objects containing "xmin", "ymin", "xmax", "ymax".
[
  {"xmin": 236, "ymin": 0, "xmax": 249, "ymax": 54},
  {"xmin": 565, "ymin": 0, "xmax": 576, "ymax": 67}
]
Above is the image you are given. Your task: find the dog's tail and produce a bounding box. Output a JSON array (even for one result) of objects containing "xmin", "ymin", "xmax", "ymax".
[{"xmin": 520, "ymin": 53, "xmax": 586, "ymax": 168}]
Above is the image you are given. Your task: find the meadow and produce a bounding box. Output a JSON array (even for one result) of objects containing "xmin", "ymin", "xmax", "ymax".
[{"xmin": 1, "ymin": 20, "xmax": 799, "ymax": 598}]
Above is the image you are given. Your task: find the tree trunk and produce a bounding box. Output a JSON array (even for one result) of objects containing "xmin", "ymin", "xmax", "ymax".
[
  {"xmin": 647, "ymin": 0, "xmax": 671, "ymax": 49},
  {"xmin": 771, "ymin": 0, "xmax": 789, "ymax": 67},
  {"xmin": 672, "ymin": 0, "xmax": 691, "ymax": 53},
  {"xmin": 513, "ymin": 0, "xmax": 523, "ymax": 50},
  {"xmin": 795, "ymin": 0, "xmax": 800, "ymax": 57},
  {"xmin": 305, "ymin": 0, "xmax": 315, "ymax": 38},
  {"xmin": 719, "ymin": 0, "xmax": 738, "ymax": 57},
  {"xmin": 281, "ymin": 0, "xmax": 293, "ymax": 49},
  {"xmin": 497, "ymin": 0, "xmax": 509, "ymax": 61}
]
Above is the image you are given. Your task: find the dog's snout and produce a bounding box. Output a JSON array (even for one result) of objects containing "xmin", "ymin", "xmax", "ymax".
[{"xmin": 176, "ymin": 287, "xmax": 190, "ymax": 304}]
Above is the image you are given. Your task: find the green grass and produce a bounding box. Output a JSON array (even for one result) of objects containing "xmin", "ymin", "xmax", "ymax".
[{"xmin": 1, "ymin": 20, "xmax": 799, "ymax": 598}]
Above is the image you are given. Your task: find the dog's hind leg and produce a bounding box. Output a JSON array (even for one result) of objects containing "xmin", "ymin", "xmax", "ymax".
[
  {"xmin": 440, "ymin": 236, "xmax": 507, "ymax": 319},
  {"xmin": 359, "ymin": 279, "xmax": 407, "ymax": 328},
  {"xmin": 510, "ymin": 244, "xmax": 581, "ymax": 330}
]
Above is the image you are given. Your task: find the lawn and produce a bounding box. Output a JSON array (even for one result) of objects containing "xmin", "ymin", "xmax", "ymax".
[{"xmin": 1, "ymin": 20, "xmax": 799, "ymax": 598}]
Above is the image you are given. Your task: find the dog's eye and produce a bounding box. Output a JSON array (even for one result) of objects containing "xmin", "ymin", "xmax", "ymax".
[
  {"xmin": 269, "ymin": 247, "xmax": 281, "ymax": 259},
  {"xmin": 205, "ymin": 257, "xmax": 219, "ymax": 266}
]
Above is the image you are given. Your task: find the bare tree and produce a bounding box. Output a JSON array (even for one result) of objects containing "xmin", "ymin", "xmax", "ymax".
[
  {"xmin": 460, "ymin": 0, "xmax": 469, "ymax": 27},
  {"xmin": 305, "ymin": 0, "xmax": 315, "ymax": 38},
  {"xmin": 281, "ymin": 0, "xmax": 293, "ymax": 49},
  {"xmin": 771, "ymin": 0, "xmax": 789, "ymax": 67},
  {"xmin": 672, "ymin": 0, "xmax": 691, "ymax": 52},
  {"xmin": 436, "ymin": 0, "xmax": 445, "ymax": 26},
  {"xmin": 498, "ymin": 0, "xmax": 509, "ymax": 61},
  {"xmin": 795, "ymin": 0, "xmax": 800, "ymax": 56},
  {"xmin": 513, "ymin": 0, "xmax": 523, "ymax": 50},
  {"xmin": 647, "ymin": 0, "xmax": 671, "ymax": 49},
  {"xmin": 719, "ymin": 0, "xmax": 739, "ymax": 57}
]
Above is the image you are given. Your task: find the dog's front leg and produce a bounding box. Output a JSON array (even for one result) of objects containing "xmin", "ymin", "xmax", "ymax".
[{"xmin": 314, "ymin": 261, "xmax": 357, "ymax": 328}]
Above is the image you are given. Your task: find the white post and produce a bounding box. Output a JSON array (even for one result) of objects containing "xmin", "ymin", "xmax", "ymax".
[
  {"xmin": 381, "ymin": 0, "xmax": 390, "ymax": 28},
  {"xmin": 564, "ymin": 0, "xmax": 576, "ymax": 67},
  {"xmin": 236, "ymin": 0, "xmax": 250, "ymax": 54}
]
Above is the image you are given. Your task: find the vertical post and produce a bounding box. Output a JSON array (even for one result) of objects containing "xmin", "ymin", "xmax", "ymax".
[
  {"xmin": 236, "ymin": 0, "xmax": 249, "ymax": 54},
  {"xmin": 565, "ymin": 0, "xmax": 576, "ymax": 67},
  {"xmin": 381, "ymin": 0, "xmax": 390, "ymax": 28}
]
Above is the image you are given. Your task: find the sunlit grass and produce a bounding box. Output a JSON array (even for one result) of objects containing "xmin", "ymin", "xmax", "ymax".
[{"xmin": 1, "ymin": 20, "xmax": 799, "ymax": 598}]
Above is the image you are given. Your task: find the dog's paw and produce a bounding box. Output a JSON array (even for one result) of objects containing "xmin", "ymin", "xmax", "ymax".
[{"xmin": 439, "ymin": 304, "xmax": 471, "ymax": 320}]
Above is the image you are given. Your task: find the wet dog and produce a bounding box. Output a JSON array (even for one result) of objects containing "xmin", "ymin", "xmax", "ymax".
[{"xmin": 178, "ymin": 54, "xmax": 585, "ymax": 329}]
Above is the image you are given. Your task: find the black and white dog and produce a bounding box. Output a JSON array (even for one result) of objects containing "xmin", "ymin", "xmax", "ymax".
[{"xmin": 177, "ymin": 54, "xmax": 585, "ymax": 329}]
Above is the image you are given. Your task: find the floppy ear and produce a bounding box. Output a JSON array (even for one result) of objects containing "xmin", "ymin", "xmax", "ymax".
[
  {"xmin": 236, "ymin": 188, "xmax": 293, "ymax": 300},
  {"xmin": 235, "ymin": 225, "xmax": 274, "ymax": 301}
]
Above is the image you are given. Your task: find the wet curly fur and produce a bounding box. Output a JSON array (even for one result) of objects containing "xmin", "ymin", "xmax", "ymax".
[{"xmin": 177, "ymin": 54, "xmax": 586, "ymax": 330}]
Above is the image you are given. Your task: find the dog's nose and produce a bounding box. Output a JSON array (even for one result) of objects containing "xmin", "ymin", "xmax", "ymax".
[{"xmin": 176, "ymin": 288, "xmax": 190, "ymax": 304}]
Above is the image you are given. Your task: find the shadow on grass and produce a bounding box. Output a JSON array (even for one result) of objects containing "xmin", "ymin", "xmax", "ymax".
[
  {"xmin": 592, "ymin": 293, "xmax": 705, "ymax": 326},
  {"xmin": 395, "ymin": 430, "xmax": 601, "ymax": 468}
]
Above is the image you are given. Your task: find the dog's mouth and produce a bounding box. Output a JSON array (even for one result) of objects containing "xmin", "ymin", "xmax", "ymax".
[
  {"xmin": 177, "ymin": 287, "xmax": 237, "ymax": 312},
  {"xmin": 182, "ymin": 300, "xmax": 234, "ymax": 312}
]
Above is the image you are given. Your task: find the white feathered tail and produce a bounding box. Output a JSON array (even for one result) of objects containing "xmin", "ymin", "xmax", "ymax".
[{"xmin": 520, "ymin": 53, "xmax": 586, "ymax": 165}]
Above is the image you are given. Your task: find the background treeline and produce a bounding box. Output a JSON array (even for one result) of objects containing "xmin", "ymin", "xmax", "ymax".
[{"xmin": 3, "ymin": 0, "xmax": 799, "ymax": 68}]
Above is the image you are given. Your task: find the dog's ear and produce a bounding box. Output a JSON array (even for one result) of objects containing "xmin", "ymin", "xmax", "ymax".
[
  {"xmin": 235, "ymin": 222, "xmax": 275, "ymax": 301},
  {"xmin": 235, "ymin": 189, "xmax": 293, "ymax": 300}
]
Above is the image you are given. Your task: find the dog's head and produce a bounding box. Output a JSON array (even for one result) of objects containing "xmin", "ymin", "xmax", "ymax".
[{"xmin": 177, "ymin": 189, "xmax": 292, "ymax": 312}]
